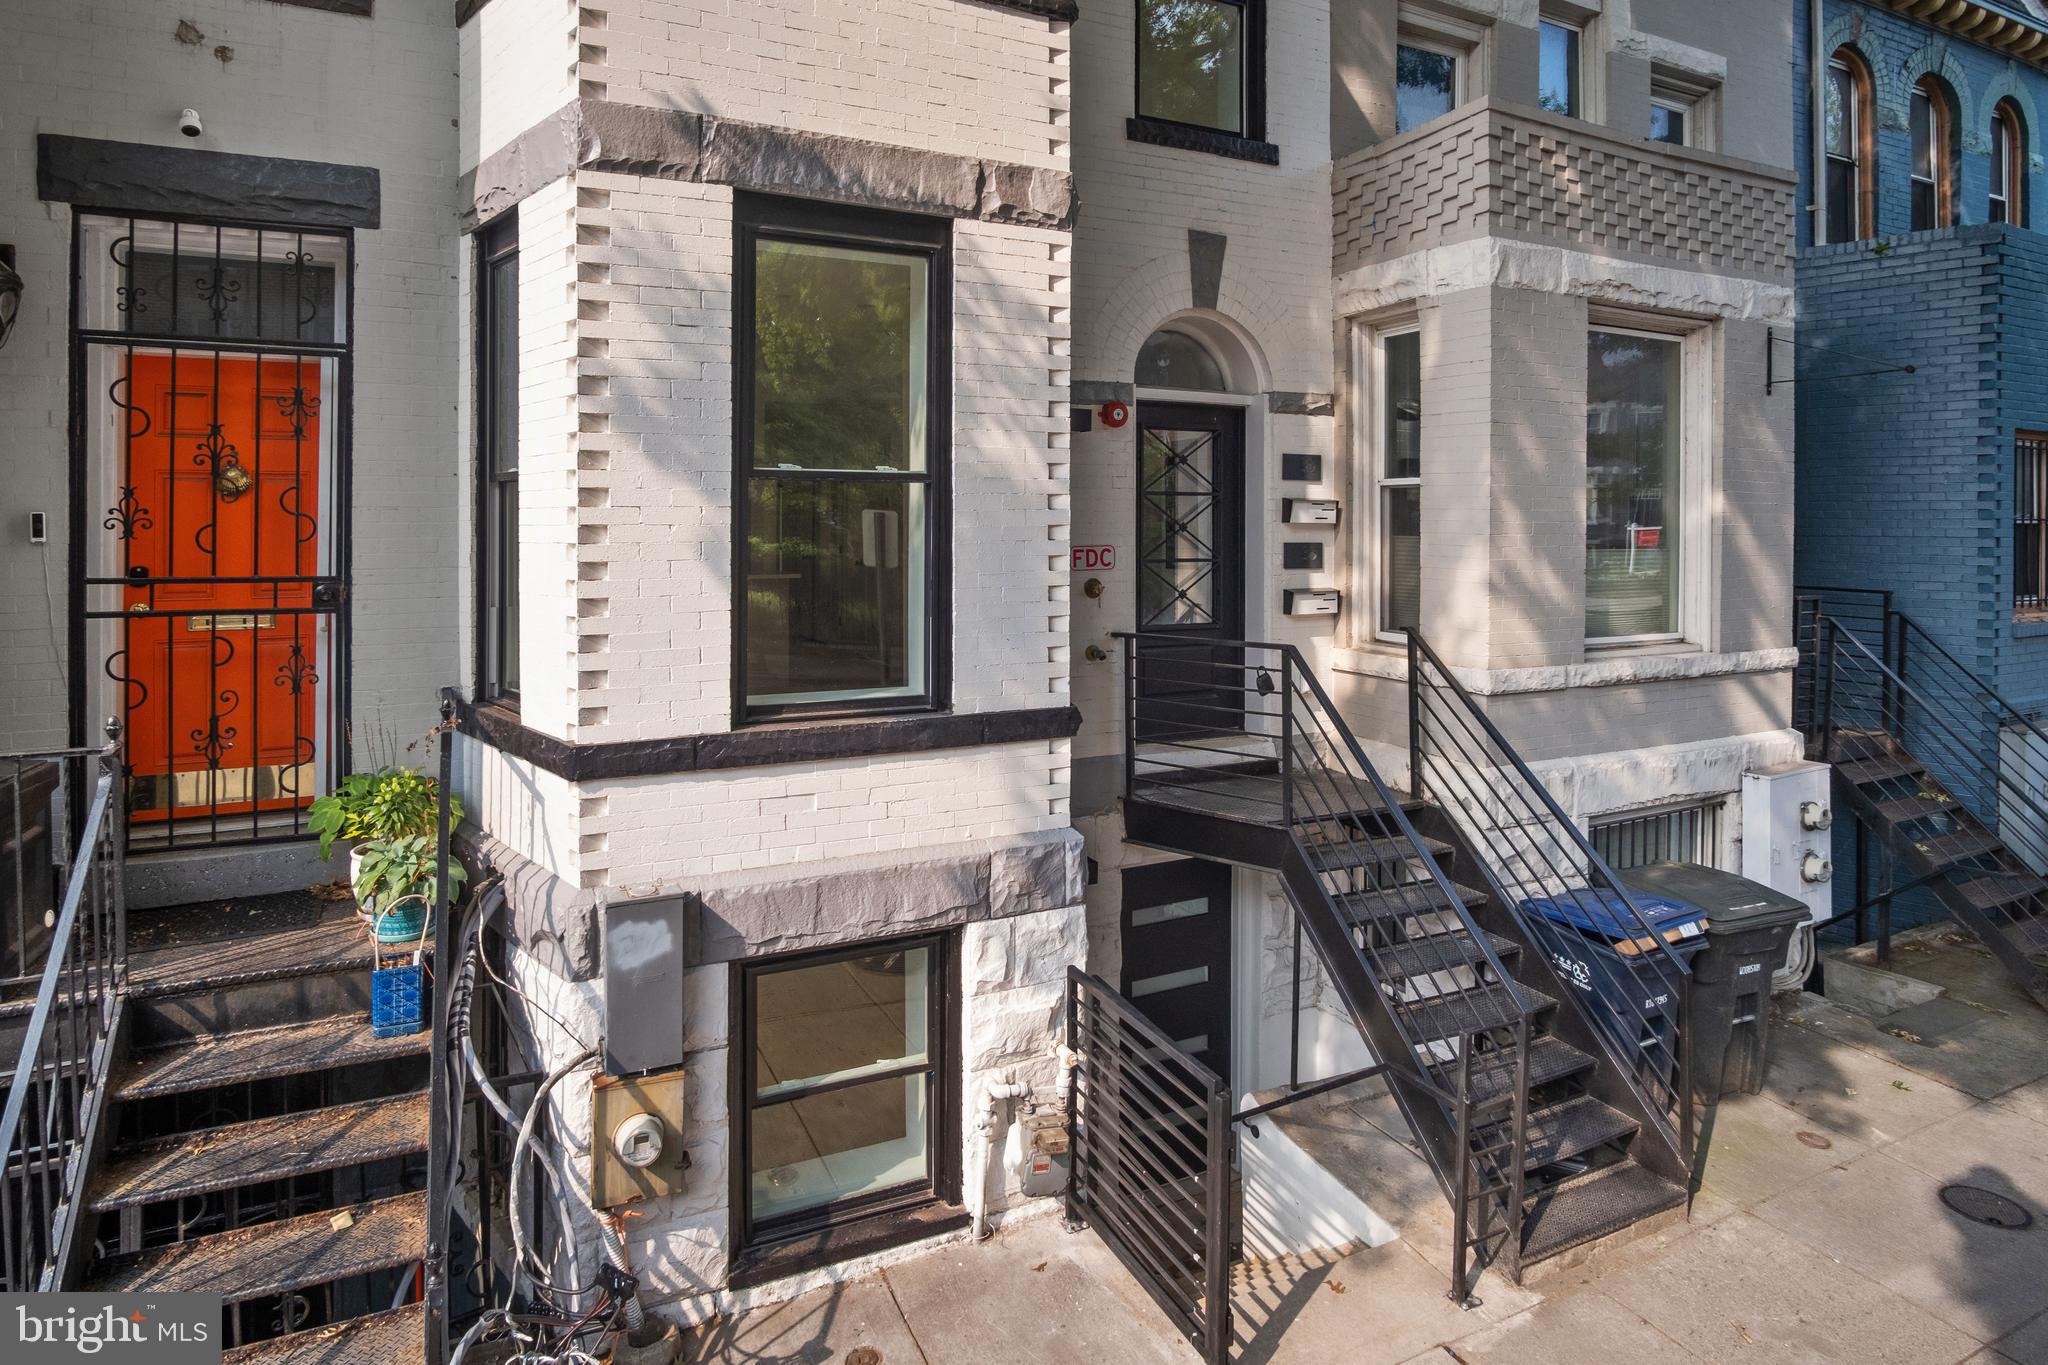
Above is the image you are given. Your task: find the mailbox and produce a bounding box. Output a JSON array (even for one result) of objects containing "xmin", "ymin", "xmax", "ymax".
[
  {"xmin": 1282, "ymin": 499, "xmax": 1342, "ymax": 526},
  {"xmin": 1284, "ymin": 589, "xmax": 1342, "ymax": 617}
]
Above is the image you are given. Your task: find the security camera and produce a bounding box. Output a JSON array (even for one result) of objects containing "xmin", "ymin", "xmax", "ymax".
[{"xmin": 179, "ymin": 108, "xmax": 203, "ymax": 138}]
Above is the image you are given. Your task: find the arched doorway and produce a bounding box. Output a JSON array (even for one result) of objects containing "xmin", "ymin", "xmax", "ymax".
[{"xmin": 1132, "ymin": 325, "xmax": 1249, "ymax": 735}]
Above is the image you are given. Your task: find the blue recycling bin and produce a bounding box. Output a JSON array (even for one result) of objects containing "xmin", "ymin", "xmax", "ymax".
[{"xmin": 1520, "ymin": 888, "xmax": 1708, "ymax": 1095}]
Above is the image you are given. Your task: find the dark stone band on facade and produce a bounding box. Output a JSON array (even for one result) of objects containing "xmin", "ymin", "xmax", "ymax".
[
  {"xmin": 463, "ymin": 99, "xmax": 1075, "ymax": 232},
  {"xmin": 1270, "ymin": 391, "xmax": 1337, "ymax": 416},
  {"xmin": 965, "ymin": 0, "xmax": 1080, "ymax": 19},
  {"xmin": 1126, "ymin": 117, "xmax": 1281, "ymax": 166},
  {"xmin": 37, "ymin": 135, "xmax": 381, "ymax": 229},
  {"xmin": 460, "ymin": 699, "xmax": 1083, "ymax": 781},
  {"xmin": 272, "ymin": 0, "xmax": 373, "ymax": 15}
]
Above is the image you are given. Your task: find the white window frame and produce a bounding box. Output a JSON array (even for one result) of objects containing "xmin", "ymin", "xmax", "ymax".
[
  {"xmin": 1370, "ymin": 321, "xmax": 1424, "ymax": 644},
  {"xmin": 1394, "ymin": 35, "xmax": 1468, "ymax": 135},
  {"xmin": 1648, "ymin": 67, "xmax": 1717, "ymax": 152},
  {"xmin": 1991, "ymin": 104, "xmax": 2021, "ymax": 225},
  {"xmin": 1583, "ymin": 311, "xmax": 1716, "ymax": 653},
  {"xmin": 1537, "ymin": 15, "xmax": 1585, "ymax": 119},
  {"xmin": 1397, "ymin": 4, "xmax": 1487, "ymax": 126},
  {"xmin": 1823, "ymin": 54, "xmax": 1868, "ymax": 245},
  {"xmin": 1649, "ymin": 95, "xmax": 1690, "ymax": 146}
]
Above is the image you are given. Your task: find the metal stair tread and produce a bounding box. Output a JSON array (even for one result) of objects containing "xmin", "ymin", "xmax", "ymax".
[
  {"xmin": 221, "ymin": 1304, "xmax": 424, "ymax": 1365},
  {"xmin": 1874, "ymin": 792, "xmax": 1965, "ymax": 827},
  {"xmin": 91, "ymin": 1091, "xmax": 429, "ymax": 1211},
  {"xmin": 1334, "ymin": 880, "xmax": 1490, "ymax": 926},
  {"xmin": 83, "ymin": 1192, "xmax": 426, "ymax": 1300},
  {"xmin": 1837, "ymin": 754, "xmax": 1924, "ymax": 787},
  {"xmin": 2008, "ymin": 915, "xmax": 2048, "ymax": 954},
  {"xmin": 1510, "ymin": 1095, "xmax": 1640, "ymax": 1170},
  {"xmin": 130, "ymin": 914, "xmax": 371, "ymax": 999},
  {"xmin": 1297, "ymin": 830, "xmax": 1454, "ymax": 871},
  {"xmin": 1519, "ymin": 1159, "xmax": 1687, "ymax": 1264},
  {"xmin": 116, "ymin": 1016, "xmax": 431, "ymax": 1101},
  {"xmin": 1954, "ymin": 871, "xmax": 2048, "ymax": 913},
  {"xmin": 1392, "ymin": 980, "xmax": 1553, "ymax": 1042},
  {"xmin": 1465, "ymin": 1035, "xmax": 1598, "ymax": 1109},
  {"xmin": 1372, "ymin": 929, "xmax": 1523, "ymax": 981},
  {"xmin": 1910, "ymin": 828, "xmax": 2005, "ymax": 866}
]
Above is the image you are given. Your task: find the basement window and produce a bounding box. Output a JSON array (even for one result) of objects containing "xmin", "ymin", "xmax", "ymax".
[
  {"xmin": 1592, "ymin": 800, "xmax": 1725, "ymax": 871},
  {"xmin": 735, "ymin": 935, "xmax": 956, "ymax": 1256}
]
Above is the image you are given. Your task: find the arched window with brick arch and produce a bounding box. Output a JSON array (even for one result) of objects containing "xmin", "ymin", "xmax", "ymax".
[
  {"xmin": 1992, "ymin": 98, "xmax": 2028, "ymax": 227},
  {"xmin": 1910, "ymin": 73, "xmax": 1959, "ymax": 231},
  {"xmin": 1824, "ymin": 47, "xmax": 1877, "ymax": 242}
]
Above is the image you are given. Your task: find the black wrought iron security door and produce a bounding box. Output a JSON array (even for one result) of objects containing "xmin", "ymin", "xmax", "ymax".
[
  {"xmin": 71, "ymin": 213, "xmax": 351, "ymax": 851},
  {"xmin": 1135, "ymin": 404, "xmax": 1245, "ymax": 740}
]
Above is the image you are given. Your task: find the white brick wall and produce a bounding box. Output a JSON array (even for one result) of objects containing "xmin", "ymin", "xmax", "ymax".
[
  {"xmin": 458, "ymin": 0, "xmax": 578, "ymax": 167},
  {"xmin": 584, "ymin": 0, "xmax": 1070, "ymax": 173},
  {"xmin": 0, "ymin": 0, "xmax": 459, "ymax": 759}
]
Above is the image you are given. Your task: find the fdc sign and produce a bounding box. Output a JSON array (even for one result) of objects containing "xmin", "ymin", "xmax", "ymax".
[{"xmin": 1072, "ymin": 545, "xmax": 1115, "ymax": 571}]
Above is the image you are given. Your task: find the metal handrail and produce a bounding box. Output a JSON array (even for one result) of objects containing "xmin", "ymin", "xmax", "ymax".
[
  {"xmin": 1406, "ymin": 630, "xmax": 1695, "ymax": 1159},
  {"xmin": 1117, "ymin": 631, "xmax": 1527, "ymax": 1298},
  {"xmin": 1406, "ymin": 631, "xmax": 1691, "ymax": 980},
  {"xmin": 0, "ymin": 734, "xmax": 124, "ymax": 1292},
  {"xmin": 425, "ymin": 690, "xmax": 460, "ymax": 1365}
]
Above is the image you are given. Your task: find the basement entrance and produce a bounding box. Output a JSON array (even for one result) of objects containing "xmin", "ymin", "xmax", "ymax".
[{"xmin": 1134, "ymin": 403, "xmax": 1246, "ymax": 739}]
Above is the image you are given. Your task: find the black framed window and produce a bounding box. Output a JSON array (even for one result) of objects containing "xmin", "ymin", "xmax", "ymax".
[
  {"xmin": 735, "ymin": 194, "xmax": 948, "ymax": 722},
  {"xmin": 1537, "ymin": 18, "xmax": 1582, "ymax": 118},
  {"xmin": 735, "ymin": 935, "xmax": 955, "ymax": 1251},
  {"xmin": 1136, "ymin": 0, "xmax": 1262, "ymax": 139},
  {"xmin": 477, "ymin": 218, "xmax": 519, "ymax": 703}
]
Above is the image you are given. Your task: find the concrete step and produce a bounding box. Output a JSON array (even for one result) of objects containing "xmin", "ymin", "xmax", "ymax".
[{"xmin": 1519, "ymin": 1158, "xmax": 1687, "ymax": 1271}]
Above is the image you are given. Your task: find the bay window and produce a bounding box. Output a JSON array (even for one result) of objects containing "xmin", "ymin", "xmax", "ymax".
[{"xmin": 735, "ymin": 195, "xmax": 948, "ymax": 721}]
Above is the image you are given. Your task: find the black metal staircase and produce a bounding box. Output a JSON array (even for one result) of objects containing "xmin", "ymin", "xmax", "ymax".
[
  {"xmin": 1797, "ymin": 592, "xmax": 2048, "ymax": 1009},
  {"xmin": 1113, "ymin": 633, "xmax": 1692, "ymax": 1295}
]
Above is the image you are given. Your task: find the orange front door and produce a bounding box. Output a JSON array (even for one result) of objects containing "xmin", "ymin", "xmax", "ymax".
[{"xmin": 118, "ymin": 352, "xmax": 325, "ymax": 827}]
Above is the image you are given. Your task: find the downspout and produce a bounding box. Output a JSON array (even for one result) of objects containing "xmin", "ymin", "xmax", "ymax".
[{"xmin": 1811, "ymin": 0, "xmax": 1827, "ymax": 243}]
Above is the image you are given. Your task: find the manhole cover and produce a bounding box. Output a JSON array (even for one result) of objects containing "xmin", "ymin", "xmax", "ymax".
[
  {"xmin": 846, "ymin": 1349, "xmax": 884, "ymax": 1365},
  {"xmin": 1940, "ymin": 1184, "xmax": 2035, "ymax": 1230}
]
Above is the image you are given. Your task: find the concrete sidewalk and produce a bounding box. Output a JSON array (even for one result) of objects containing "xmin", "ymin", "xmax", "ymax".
[{"xmin": 688, "ymin": 933, "xmax": 2048, "ymax": 1365}]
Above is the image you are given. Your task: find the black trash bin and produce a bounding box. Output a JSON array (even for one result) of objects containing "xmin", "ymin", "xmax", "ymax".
[
  {"xmin": 1520, "ymin": 888, "xmax": 1708, "ymax": 1097},
  {"xmin": 1622, "ymin": 862, "xmax": 1809, "ymax": 1102}
]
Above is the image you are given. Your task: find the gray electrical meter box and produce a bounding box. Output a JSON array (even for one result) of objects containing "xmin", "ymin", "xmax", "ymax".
[{"xmin": 602, "ymin": 892, "xmax": 689, "ymax": 1075}]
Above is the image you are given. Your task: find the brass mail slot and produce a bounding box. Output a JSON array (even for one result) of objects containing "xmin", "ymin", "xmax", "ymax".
[{"xmin": 187, "ymin": 613, "xmax": 275, "ymax": 632}]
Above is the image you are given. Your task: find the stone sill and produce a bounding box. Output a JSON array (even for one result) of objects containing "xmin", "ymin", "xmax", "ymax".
[
  {"xmin": 1126, "ymin": 117, "xmax": 1280, "ymax": 166},
  {"xmin": 1330, "ymin": 644, "xmax": 1800, "ymax": 697},
  {"xmin": 729, "ymin": 1202, "xmax": 970, "ymax": 1291}
]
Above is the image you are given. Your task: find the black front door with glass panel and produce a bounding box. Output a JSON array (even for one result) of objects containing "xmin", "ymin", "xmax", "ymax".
[
  {"xmin": 1136, "ymin": 403, "xmax": 1246, "ymax": 739},
  {"xmin": 1121, "ymin": 859, "xmax": 1233, "ymax": 1083}
]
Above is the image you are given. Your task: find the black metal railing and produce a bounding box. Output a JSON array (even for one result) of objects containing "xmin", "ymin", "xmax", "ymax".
[
  {"xmin": 1407, "ymin": 632, "xmax": 1695, "ymax": 1162},
  {"xmin": 0, "ymin": 731, "xmax": 126, "ymax": 1292},
  {"xmin": 1807, "ymin": 608, "xmax": 2048, "ymax": 962},
  {"xmin": 1794, "ymin": 586, "xmax": 1891, "ymax": 738},
  {"xmin": 1119, "ymin": 633, "xmax": 1529, "ymax": 1298},
  {"xmin": 425, "ymin": 692, "xmax": 459, "ymax": 1365},
  {"xmin": 1067, "ymin": 969, "xmax": 1233, "ymax": 1365}
]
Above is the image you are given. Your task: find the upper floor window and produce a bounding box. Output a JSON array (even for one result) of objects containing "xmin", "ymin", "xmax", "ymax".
[
  {"xmin": 1649, "ymin": 97, "xmax": 1687, "ymax": 147},
  {"xmin": 736, "ymin": 195, "xmax": 949, "ymax": 722},
  {"xmin": 1992, "ymin": 99, "xmax": 2028, "ymax": 227},
  {"xmin": 1374, "ymin": 326, "xmax": 1423, "ymax": 641},
  {"xmin": 1824, "ymin": 50, "xmax": 1875, "ymax": 243},
  {"xmin": 1394, "ymin": 5, "xmax": 1483, "ymax": 136},
  {"xmin": 1137, "ymin": 0, "xmax": 1259, "ymax": 138},
  {"xmin": 1649, "ymin": 68, "xmax": 1714, "ymax": 151},
  {"xmin": 1538, "ymin": 18, "xmax": 1582, "ymax": 118},
  {"xmin": 478, "ymin": 219, "xmax": 519, "ymax": 704},
  {"xmin": 1910, "ymin": 76, "xmax": 1955, "ymax": 232}
]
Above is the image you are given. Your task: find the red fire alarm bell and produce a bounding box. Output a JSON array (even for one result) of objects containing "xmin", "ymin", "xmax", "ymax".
[{"xmin": 1099, "ymin": 401, "xmax": 1130, "ymax": 428}]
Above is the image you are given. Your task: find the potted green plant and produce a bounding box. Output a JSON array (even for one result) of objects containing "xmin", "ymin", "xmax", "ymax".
[
  {"xmin": 310, "ymin": 768, "xmax": 463, "ymax": 917},
  {"xmin": 355, "ymin": 833, "xmax": 468, "ymax": 942}
]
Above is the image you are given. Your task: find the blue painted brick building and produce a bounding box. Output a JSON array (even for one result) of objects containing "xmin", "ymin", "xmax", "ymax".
[{"xmin": 1795, "ymin": 0, "xmax": 2048, "ymax": 717}]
